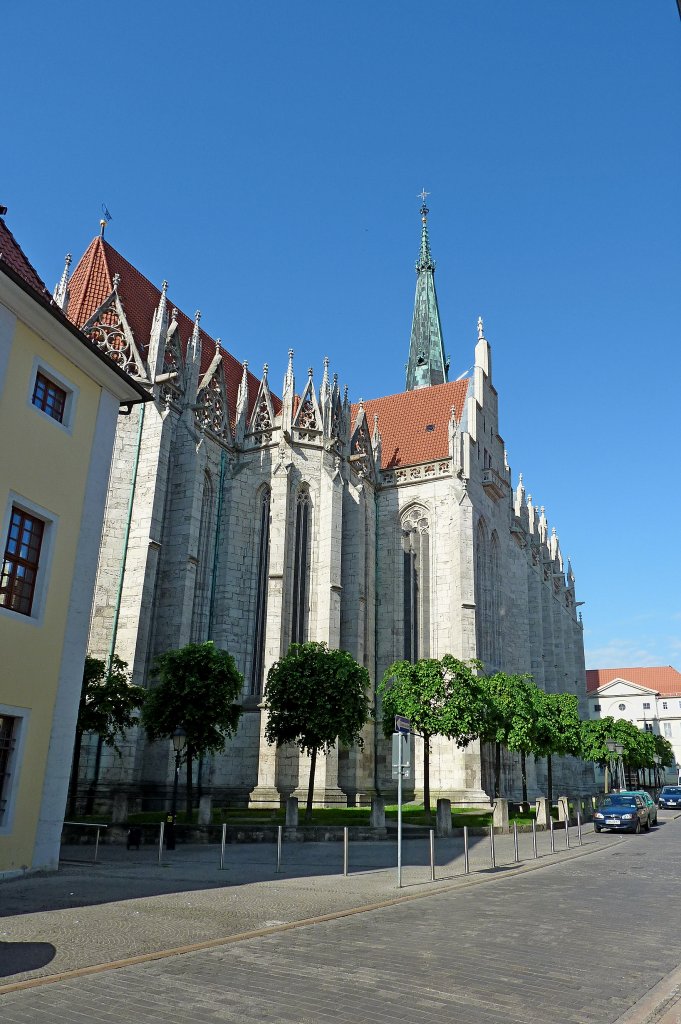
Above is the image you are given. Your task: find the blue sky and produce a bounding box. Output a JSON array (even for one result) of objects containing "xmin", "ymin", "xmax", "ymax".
[{"xmin": 4, "ymin": 2, "xmax": 680, "ymax": 669}]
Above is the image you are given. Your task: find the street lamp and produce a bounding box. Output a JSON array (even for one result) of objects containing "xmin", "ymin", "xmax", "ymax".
[
  {"xmin": 614, "ymin": 743, "xmax": 625, "ymax": 790},
  {"xmin": 605, "ymin": 739, "xmax": 616, "ymax": 793},
  {"xmin": 166, "ymin": 727, "xmax": 187, "ymax": 851},
  {"xmin": 653, "ymin": 754, "xmax": 661, "ymax": 790}
]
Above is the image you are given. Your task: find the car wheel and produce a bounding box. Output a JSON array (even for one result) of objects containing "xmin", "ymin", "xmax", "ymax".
[
  {"xmin": 634, "ymin": 820, "xmax": 641, "ymax": 835},
  {"xmin": 644, "ymin": 817, "xmax": 651, "ymax": 831},
  {"xmin": 594, "ymin": 825, "xmax": 602, "ymax": 833}
]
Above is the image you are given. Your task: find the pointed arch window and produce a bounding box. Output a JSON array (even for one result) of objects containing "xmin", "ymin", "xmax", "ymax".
[
  {"xmin": 190, "ymin": 471, "xmax": 214, "ymax": 642},
  {"xmin": 251, "ymin": 487, "xmax": 271, "ymax": 695},
  {"xmin": 490, "ymin": 531, "xmax": 503, "ymax": 667},
  {"xmin": 401, "ymin": 506, "xmax": 430, "ymax": 662},
  {"xmin": 291, "ymin": 488, "xmax": 311, "ymax": 645},
  {"xmin": 475, "ymin": 517, "xmax": 490, "ymax": 664},
  {"xmin": 475, "ymin": 519, "xmax": 503, "ymax": 669}
]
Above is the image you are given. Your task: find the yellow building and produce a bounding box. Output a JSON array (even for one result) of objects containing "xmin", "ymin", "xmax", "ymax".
[{"xmin": 0, "ymin": 216, "xmax": 148, "ymax": 877}]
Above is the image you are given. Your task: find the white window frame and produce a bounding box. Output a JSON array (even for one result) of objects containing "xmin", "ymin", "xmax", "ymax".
[
  {"xmin": 0, "ymin": 493, "xmax": 58, "ymax": 626},
  {"xmin": 0, "ymin": 704, "xmax": 29, "ymax": 836},
  {"xmin": 27, "ymin": 356, "xmax": 79, "ymax": 435},
  {"xmin": 662, "ymin": 701, "xmax": 668, "ymax": 710},
  {"xmin": 643, "ymin": 702, "xmax": 651, "ymax": 710}
]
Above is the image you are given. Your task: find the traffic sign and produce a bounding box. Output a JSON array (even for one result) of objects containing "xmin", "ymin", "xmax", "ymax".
[
  {"xmin": 394, "ymin": 715, "xmax": 411, "ymax": 735},
  {"xmin": 391, "ymin": 733, "xmax": 410, "ymax": 778}
]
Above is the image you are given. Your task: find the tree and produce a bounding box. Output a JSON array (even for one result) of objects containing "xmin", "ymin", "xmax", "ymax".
[
  {"xmin": 654, "ymin": 734, "xmax": 675, "ymax": 770},
  {"xmin": 264, "ymin": 642, "xmax": 371, "ymax": 822},
  {"xmin": 142, "ymin": 642, "xmax": 243, "ymax": 818},
  {"xmin": 532, "ymin": 691, "xmax": 581, "ymax": 804},
  {"xmin": 580, "ymin": 716, "xmax": 652, "ymax": 790},
  {"xmin": 70, "ymin": 654, "xmax": 145, "ymax": 816},
  {"xmin": 479, "ymin": 672, "xmax": 537, "ymax": 802},
  {"xmin": 379, "ymin": 656, "xmax": 487, "ymax": 822}
]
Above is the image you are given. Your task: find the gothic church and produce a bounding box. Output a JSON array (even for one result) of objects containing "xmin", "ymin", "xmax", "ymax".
[{"xmin": 58, "ymin": 200, "xmax": 591, "ymax": 810}]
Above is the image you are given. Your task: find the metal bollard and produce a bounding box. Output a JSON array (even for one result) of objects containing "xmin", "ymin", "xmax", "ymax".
[
  {"xmin": 532, "ymin": 818, "xmax": 538, "ymax": 859},
  {"xmin": 549, "ymin": 816, "xmax": 555, "ymax": 854},
  {"xmin": 489, "ymin": 823, "xmax": 496, "ymax": 868},
  {"xmin": 513, "ymin": 820, "xmax": 519, "ymax": 863},
  {"xmin": 564, "ymin": 815, "xmax": 570, "ymax": 849},
  {"xmin": 463, "ymin": 825, "xmax": 470, "ymax": 874},
  {"xmin": 94, "ymin": 826, "xmax": 101, "ymax": 864},
  {"xmin": 577, "ymin": 810, "xmax": 582, "ymax": 847},
  {"xmin": 343, "ymin": 826, "xmax": 349, "ymax": 877},
  {"xmin": 158, "ymin": 821, "xmax": 165, "ymax": 864},
  {"xmin": 219, "ymin": 823, "xmax": 227, "ymax": 870},
  {"xmin": 429, "ymin": 829, "xmax": 435, "ymax": 882},
  {"xmin": 276, "ymin": 825, "xmax": 283, "ymax": 873}
]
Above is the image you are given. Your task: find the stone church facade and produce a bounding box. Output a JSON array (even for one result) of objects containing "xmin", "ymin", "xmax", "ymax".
[{"xmin": 58, "ymin": 201, "xmax": 592, "ymax": 811}]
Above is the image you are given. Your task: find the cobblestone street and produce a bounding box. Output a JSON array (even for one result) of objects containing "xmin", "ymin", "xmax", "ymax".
[{"xmin": 1, "ymin": 816, "xmax": 680, "ymax": 1022}]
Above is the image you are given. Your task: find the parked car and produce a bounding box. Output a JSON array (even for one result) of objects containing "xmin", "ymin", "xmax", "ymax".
[
  {"xmin": 658, "ymin": 786, "xmax": 681, "ymax": 809},
  {"xmin": 593, "ymin": 794, "xmax": 649, "ymax": 833},
  {"xmin": 619, "ymin": 790, "xmax": 657, "ymax": 826}
]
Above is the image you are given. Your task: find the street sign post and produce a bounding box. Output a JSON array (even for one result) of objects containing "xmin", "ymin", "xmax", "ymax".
[{"xmin": 391, "ymin": 723, "xmax": 412, "ymax": 888}]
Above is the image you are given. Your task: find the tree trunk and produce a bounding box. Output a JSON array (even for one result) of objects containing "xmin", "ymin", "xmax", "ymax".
[
  {"xmin": 85, "ymin": 734, "xmax": 104, "ymax": 814},
  {"xmin": 547, "ymin": 755, "xmax": 553, "ymax": 806},
  {"xmin": 185, "ymin": 745, "xmax": 194, "ymax": 821},
  {"xmin": 68, "ymin": 729, "xmax": 84, "ymax": 817},
  {"xmin": 305, "ymin": 747, "xmax": 317, "ymax": 823},
  {"xmin": 494, "ymin": 742, "xmax": 501, "ymax": 799},
  {"xmin": 520, "ymin": 750, "xmax": 528, "ymax": 805},
  {"xmin": 423, "ymin": 733, "xmax": 431, "ymax": 823}
]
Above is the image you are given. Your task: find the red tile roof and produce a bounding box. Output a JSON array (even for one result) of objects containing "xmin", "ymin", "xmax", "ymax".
[
  {"xmin": 352, "ymin": 379, "xmax": 470, "ymax": 470},
  {"xmin": 0, "ymin": 217, "xmax": 51, "ymax": 299},
  {"xmin": 586, "ymin": 667, "xmax": 681, "ymax": 697},
  {"xmin": 66, "ymin": 236, "xmax": 276, "ymax": 423}
]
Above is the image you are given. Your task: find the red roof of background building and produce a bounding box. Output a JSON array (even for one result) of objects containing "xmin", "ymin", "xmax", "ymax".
[
  {"xmin": 352, "ymin": 379, "xmax": 469, "ymax": 470},
  {"xmin": 66, "ymin": 235, "xmax": 275, "ymax": 423},
  {"xmin": 586, "ymin": 667, "xmax": 681, "ymax": 696},
  {"xmin": 0, "ymin": 217, "xmax": 52, "ymax": 299}
]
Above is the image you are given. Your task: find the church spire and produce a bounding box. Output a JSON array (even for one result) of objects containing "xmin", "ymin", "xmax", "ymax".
[{"xmin": 405, "ymin": 192, "xmax": 448, "ymax": 391}]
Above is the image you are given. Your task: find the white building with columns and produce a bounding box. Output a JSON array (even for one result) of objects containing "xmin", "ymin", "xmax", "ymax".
[
  {"xmin": 586, "ymin": 666, "xmax": 681, "ymax": 785},
  {"xmin": 58, "ymin": 202, "xmax": 592, "ymax": 811}
]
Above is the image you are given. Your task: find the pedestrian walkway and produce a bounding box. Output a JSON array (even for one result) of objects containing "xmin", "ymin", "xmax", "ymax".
[{"xmin": 1, "ymin": 817, "xmax": 680, "ymax": 1022}]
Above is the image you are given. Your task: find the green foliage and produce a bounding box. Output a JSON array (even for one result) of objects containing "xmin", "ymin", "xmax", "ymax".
[
  {"xmin": 142, "ymin": 642, "xmax": 243, "ymax": 756},
  {"xmin": 264, "ymin": 642, "xmax": 371, "ymax": 755},
  {"xmin": 378, "ymin": 655, "xmax": 487, "ymax": 745},
  {"xmin": 579, "ymin": 716, "xmax": 653, "ymax": 769},
  {"xmin": 654, "ymin": 734, "xmax": 675, "ymax": 768},
  {"xmin": 532, "ymin": 691, "xmax": 581, "ymax": 759},
  {"xmin": 479, "ymin": 673, "xmax": 537, "ymax": 753},
  {"xmin": 78, "ymin": 654, "xmax": 145, "ymax": 753}
]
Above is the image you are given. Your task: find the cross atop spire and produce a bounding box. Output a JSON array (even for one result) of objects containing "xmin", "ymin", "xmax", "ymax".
[
  {"xmin": 405, "ymin": 192, "xmax": 448, "ymax": 391},
  {"xmin": 416, "ymin": 190, "xmax": 435, "ymax": 273}
]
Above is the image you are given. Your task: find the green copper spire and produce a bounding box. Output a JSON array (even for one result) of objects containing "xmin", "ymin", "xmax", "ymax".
[{"xmin": 405, "ymin": 192, "xmax": 448, "ymax": 391}]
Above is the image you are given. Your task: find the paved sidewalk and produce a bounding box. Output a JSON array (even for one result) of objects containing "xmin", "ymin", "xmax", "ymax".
[
  {"xmin": 1, "ymin": 820, "xmax": 610, "ymax": 986},
  {"xmin": 1, "ymin": 817, "xmax": 681, "ymax": 1022}
]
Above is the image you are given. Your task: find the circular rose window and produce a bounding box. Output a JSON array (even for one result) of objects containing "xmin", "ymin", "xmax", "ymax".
[{"xmin": 618, "ymin": 703, "xmax": 626, "ymax": 711}]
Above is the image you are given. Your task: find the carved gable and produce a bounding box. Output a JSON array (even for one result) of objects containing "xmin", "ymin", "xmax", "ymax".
[
  {"xmin": 82, "ymin": 287, "xmax": 147, "ymax": 380},
  {"xmin": 195, "ymin": 353, "xmax": 232, "ymax": 446}
]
